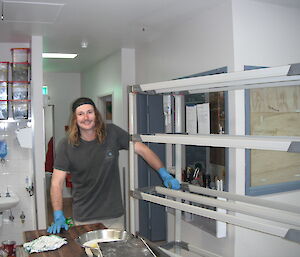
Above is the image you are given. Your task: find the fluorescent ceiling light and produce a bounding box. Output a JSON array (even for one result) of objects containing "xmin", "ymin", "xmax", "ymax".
[{"xmin": 42, "ymin": 53, "xmax": 77, "ymax": 59}]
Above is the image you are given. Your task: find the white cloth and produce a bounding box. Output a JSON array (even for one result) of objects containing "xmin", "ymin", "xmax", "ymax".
[{"xmin": 23, "ymin": 235, "xmax": 67, "ymax": 253}]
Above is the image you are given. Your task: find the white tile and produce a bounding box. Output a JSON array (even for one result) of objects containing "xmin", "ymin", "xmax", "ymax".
[
  {"xmin": 0, "ymin": 122, "xmax": 36, "ymax": 245},
  {"xmin": 3, "ymin": 159, "xmax": 32, "ymax": 172},
  {"xmin": 0, "ymin": 173, "xmax": 28, "ymax": 187},
  {"xmin": 0, "ymin": 229, "xmax": 24, "ymax": 245}
]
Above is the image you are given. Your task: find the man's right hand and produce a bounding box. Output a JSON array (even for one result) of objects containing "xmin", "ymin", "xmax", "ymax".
[{"xmin": 47, "ymin": 210, "xmax": 69, "ymax": 234}]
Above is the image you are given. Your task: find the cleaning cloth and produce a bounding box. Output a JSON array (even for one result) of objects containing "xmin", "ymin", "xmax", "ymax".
[{"xmin": 23, "ymin": 235, "xmax": 67, "ymax": 253}]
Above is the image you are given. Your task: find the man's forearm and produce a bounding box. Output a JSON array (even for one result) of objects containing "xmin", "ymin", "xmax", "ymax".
[
  {"xmin": 50, "ymin": 183, "xmax": 64, "ymax": 211},
  {"xmin": 134, "ymin": 142, "xmax": 164, "ymax": 171}
]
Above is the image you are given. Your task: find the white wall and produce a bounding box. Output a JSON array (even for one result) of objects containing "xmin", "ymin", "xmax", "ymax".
[
  {"xmin": 43, "ymin": 72, "xmax": 81, "ymax": 147},
  {"xmin": 231, "ymin": 1, "xmax": 300, "ymax": 256},
  {"xmin": 121, "ymin": 48, "xmax": 135, "ymax": 130},
  {"xmin": 0, "ymin": 123, "xmax": 36, "ymax": 245},
  {"xmin": 232, "ymin": 0, "xmax": 300, "ymax": 69},
  {"xmin": 135, "ymin": 2, "xmax": 235, "ymax": 257},
  {"xmin": 0, "ymin": 42, "xmax": 36, "ymax": 244},
  {"xmin": 136, "ymin": 0, "xmax": 234, "ymax": 84},
  {"xmin": 82, "ymin": 50, "xmax": 122, "ymax": 127},
  {"xmin": 0, "ymin": 43, "xmax": 29, "ymax": 62}
]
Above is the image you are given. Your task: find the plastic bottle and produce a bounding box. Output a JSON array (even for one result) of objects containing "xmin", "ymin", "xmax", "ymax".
[{"xmin": 66, "ymin": 217, "xmax": 74, "ymax": 227}]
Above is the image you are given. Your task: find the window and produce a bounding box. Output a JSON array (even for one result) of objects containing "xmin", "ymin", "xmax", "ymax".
[{"xmin": 246, "ymin": 84, "xmax": 300, "ymax": 195}]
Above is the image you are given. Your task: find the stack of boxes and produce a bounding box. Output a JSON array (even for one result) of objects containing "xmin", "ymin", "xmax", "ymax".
[
  {"xmin": 0, "ymin": 48, "xmax": 31, "ymax": 120},
  {"xmin": 0, "ymin": 62, "xmax": 9, "ymax": 119}
]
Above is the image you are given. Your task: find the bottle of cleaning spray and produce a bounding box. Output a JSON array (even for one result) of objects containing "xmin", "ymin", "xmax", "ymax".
[{"xmin": 0, "ymin": 140, "xmax": 8, "ymax": 164}]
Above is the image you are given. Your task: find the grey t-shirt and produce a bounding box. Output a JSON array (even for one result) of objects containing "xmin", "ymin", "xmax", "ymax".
[{"xmin": 54, "ymin": 124, "xmax": 129, "ymax": 221}]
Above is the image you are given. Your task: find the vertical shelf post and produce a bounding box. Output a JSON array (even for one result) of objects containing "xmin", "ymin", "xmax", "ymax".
[
  {"xmin": 128, "ymin": 91, "xmax": 137, "ymax": 235},
  {"xmin": 174, "ymin": 94, "xmax": 184, "ymax": 250}
]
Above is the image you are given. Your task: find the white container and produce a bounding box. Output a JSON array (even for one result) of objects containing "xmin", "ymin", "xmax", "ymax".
[
  {"xmin": 0, "ymin": 82, "xmax": 8, "ymax": 101},
  {"xmin": 0, "ymin": 62, "xmax": 9, "ymax": 81},
  {"xmin": 0, "ymin": 101, "xmax": 8, "ymax": 120},
  {"xmin": 11, "ymin": 48, "xmax": 30, "ymax": 63},
  {"xmin": 12, "ymin": 100, "xmax": 29, "ymax": 119},
  {"xmin": 12, "ymin": 81, "xmax": 29, "ymax": 100},
  {"xmin": 15, "ymin": 127, "xmax": 32, "ymax": 148},
  {"xmin": 11, "ymin": 63, "xmax": 30, "ymax": 82}
]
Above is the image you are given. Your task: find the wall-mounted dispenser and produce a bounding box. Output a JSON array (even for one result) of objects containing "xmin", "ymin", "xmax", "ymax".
[
  {"xmin": 0, "ymin": 140, "xmax": 7, "ymax": 164},
  {"xmin": 15, "ymin": 127, "xmax": 32, "ymax": 149},
  {"xmin": 25, "ymin": 176, "xmax": 34, "ymax": 196}
]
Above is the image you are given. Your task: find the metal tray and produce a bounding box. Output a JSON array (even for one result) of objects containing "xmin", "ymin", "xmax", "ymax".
[
  {"xmin": 75, "ymin": 229, "xmax": 156, "ymax": 257},
  {"xmin": 75, "ymin": 229, "xmax": 132, "ymax": 245}
]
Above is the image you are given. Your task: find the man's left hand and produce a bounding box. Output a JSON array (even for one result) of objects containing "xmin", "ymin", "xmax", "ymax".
[{"xmin": 158, "ymin": 168, "xmax": 181, "ymax": 190}]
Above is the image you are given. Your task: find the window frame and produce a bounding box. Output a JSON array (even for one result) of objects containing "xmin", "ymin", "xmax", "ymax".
[{"xmin": 244, "ymin": 65, "xmax": 300, "ymax": 195}]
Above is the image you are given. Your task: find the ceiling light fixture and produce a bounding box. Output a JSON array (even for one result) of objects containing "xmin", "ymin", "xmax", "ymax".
[{"xmin": 42, "ymin": 53, "xmax": 77, "ymax": 59}]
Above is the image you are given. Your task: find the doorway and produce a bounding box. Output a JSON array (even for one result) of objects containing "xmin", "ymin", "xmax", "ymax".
[
  {"xmin": 97, "ymin": 94, "xmax": 113, "ymax": 123},
  {"xmin": 44, "ymin": 105, "xmax": 73, "ymax": 225}
]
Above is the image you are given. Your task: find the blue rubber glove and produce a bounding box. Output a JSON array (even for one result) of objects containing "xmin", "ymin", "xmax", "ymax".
[
  {"xmin": 158, "ymin": 168, "xmax": 181, "ymax": 190},
  {"xmin": 47, "ymin": 210, "xmax": 69, "ymax": 234}
]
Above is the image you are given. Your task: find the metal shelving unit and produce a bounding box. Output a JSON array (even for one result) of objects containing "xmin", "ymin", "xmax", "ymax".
[{"xmin": 128, "ymin": 63, "xmax": 300, "ymax": 256}]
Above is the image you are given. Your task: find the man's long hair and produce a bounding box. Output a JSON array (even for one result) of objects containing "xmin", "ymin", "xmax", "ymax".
[{"xmin": 68, "ymin": 106, "xmax": 106, "ymax": 146}]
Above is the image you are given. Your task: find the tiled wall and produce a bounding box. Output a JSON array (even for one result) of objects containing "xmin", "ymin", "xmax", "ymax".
[{"xmin": 0, "ymin": 122, "xmax": 35, "ymax": 245}]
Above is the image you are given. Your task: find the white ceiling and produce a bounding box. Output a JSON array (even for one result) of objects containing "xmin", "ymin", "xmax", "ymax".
[{"xmin": 0, "ymin": 0, "xmax": 299, "ymax": 73}]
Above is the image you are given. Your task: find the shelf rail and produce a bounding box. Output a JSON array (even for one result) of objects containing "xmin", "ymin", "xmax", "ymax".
[
  {"xmin": 131, "ymin": 63, "xmax": 300, "ymax": 94},
  {"xmin": 130, "ymin": 185, "xmax": 300, "ymax": 244},
  {"xmin": 132, "ymin": 133, "xmax": 300, "ymax": 153},
  {"xmin": 183, "ymin": 183, "xmax": 300, "ymax": 214}
]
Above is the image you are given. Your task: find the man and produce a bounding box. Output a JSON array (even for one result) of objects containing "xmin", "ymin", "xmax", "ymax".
[{"xmin": 47, "ymin": 97, "xmax": 180, "ymax": 234}]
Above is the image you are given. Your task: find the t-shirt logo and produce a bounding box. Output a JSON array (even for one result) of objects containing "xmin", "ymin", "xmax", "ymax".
[{"xmin": 106, "ymin": 150, "xmax": 113, "ymax": 158}]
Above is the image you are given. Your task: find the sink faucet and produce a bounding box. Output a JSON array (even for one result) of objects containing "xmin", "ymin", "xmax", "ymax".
[{"xmin": 6, "ymin": 188, "xmax": 10, "ymax": 197}]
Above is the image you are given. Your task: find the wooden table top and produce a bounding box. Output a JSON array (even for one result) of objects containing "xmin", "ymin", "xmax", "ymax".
[{"xmin": 23, "ymin": 223, "xmax": 106, "ymax": 257}]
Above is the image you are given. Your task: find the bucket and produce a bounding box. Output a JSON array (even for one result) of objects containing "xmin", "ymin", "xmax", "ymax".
[{"xmin": 1, "ymin": 241, "xmax": 16, "ymax": 257}]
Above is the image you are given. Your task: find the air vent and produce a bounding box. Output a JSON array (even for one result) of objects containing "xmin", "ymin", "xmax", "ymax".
[{"xmin": 3, "ymin": 1, "xmax": 64, "ymax": 24}]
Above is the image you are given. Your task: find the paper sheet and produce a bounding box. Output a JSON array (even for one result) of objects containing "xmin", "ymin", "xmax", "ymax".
[
  {"xmin": 196, "ymin": 103, "xmax": 210, "ymax": 134},
  {"xmin": 186, "ymin": 105, "xmax": 197, "ymax": 134}
]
